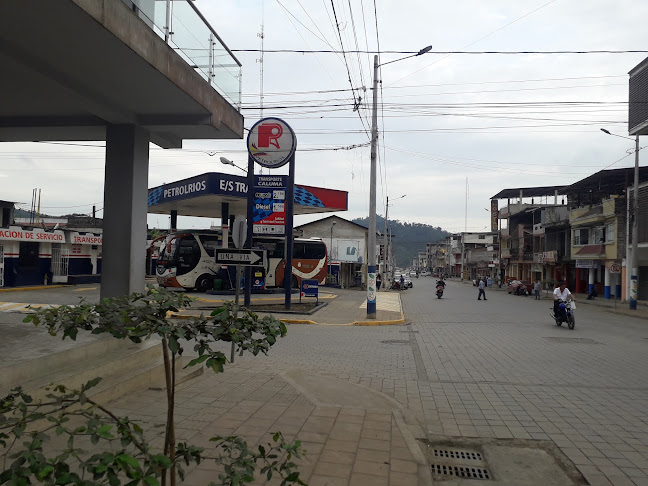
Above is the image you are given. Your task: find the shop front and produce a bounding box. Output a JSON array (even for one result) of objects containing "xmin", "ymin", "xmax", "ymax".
[{"xmin": 0, "ymin": 226, "xmax": 66, "ymax": 287}]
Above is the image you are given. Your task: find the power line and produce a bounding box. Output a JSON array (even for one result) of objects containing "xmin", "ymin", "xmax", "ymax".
[{"xmin": 230, "ymin": 49, "xmax": 648, "ymax": 54}]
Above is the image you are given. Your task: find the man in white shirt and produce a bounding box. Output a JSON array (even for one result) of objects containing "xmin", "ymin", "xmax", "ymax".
[
  {"xmin": 553, "ymin": 282, "xmax": 574, "ymax": 318},
  {"xmin": 477, "ymin": 278, "xmax": 487, "ymax": 300}
]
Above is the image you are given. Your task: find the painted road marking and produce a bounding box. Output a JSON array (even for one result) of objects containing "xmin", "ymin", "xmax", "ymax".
[
  {"xmin": 359, "ymin": 293, "xmax": 402, "ymax": 312},
  {"xmin": 0, "ymin": 302, "xmax": 58, "ymax": 312}
]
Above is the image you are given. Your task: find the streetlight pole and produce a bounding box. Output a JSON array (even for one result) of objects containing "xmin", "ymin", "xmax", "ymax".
[
  {"xmin": 601, "ymin": 129, "xmax": 641, "ymax": 309},
  {"xmin": 383, "ymin": 194, "xmax": 406, "ymax": 287},
  {"xmin": 367, "ymin": 46, "xmax": 431, "ymax": 318}
]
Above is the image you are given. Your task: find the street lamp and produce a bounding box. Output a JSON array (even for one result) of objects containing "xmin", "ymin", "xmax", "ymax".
[
  {"xmin": 220, "ymin": 156, "xmax": 247, "ymax": 173},
  {"xmin": 367, "ymin": 45, "xmax": 432, "ymax": 318},
  {"xmin": 383, "ymin": 194, "xmax": 406, "ymax": 286},
  {"xmin": 329, "ymin": 220, "xmax": 336, "ymax": 282},
  {"xmin": 601, "ymin": 128, "xmax": 640, "ymax": 310}
]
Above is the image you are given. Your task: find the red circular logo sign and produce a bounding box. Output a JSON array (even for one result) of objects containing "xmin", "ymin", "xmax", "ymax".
[{"xmin": 247, "ymin": 117, "xmax": 296, "ymax": 169}]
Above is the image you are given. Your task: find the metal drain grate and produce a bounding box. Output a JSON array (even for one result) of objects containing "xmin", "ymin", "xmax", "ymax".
[
  {"xmin": 380, "ymin": 339, "xmax": 409, "ymax": 344},
  {"xmin": 434, "ymin": 449, "xmax": 483, "ymax": 461},
  {"xmin": 431, "ymin": 464, "xmax": 491, "ymax": 480}
]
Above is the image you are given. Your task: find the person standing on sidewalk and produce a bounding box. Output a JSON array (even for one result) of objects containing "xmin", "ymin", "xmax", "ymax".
[
  {"xmin": 534, "ymin": 280, "xmax": 542, "ymax": 300},
  {"xmin": 477, "ymin": 278, "xmax": 487, "ymax": 300}
]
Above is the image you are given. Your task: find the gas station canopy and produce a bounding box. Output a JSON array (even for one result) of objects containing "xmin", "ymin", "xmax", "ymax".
[{"xmin": 147, "ymin": 172, "xmax": 348, "ymax": 218}]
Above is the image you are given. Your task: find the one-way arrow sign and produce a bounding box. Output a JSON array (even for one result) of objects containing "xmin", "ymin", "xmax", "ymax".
[{"xmin": 215, "ymin": 248, "xmax": 267, "ymax": 267}]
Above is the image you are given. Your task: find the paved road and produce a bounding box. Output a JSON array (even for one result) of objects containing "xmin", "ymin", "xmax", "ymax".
[
  {"xmin": 205, "ymin": 278, "xmax": 648, "ymax": 485},
  {"xmin": 4, "ymin": 279, "xmax": 648, "ymax": 485}
]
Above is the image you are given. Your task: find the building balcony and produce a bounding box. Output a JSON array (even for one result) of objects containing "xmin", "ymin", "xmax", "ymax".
[{"xmin": 0, "ymin": 0, "xmax": 244, "ymax": 147}]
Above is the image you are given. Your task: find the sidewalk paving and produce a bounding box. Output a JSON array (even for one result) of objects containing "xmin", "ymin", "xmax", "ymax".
[{"xmin": 176, "ymin": 287, "xmax": 405, "ymax": 326}]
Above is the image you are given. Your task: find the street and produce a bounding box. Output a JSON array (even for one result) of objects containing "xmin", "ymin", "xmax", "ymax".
[
  {"xmin": 217, "ymin": 278, "xmax": 648, "ymax": 485},
  {"xmin": 3, "ymin": 279, "xmax": 648, "ymax": 485}
]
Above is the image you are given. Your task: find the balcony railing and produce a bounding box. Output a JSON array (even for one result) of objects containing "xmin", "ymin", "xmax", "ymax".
[{"xmin": 124, "ymin": 0, "xmax": 242, "ymax": 109}]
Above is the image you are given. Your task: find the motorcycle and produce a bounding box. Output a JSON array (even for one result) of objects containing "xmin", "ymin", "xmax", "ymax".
[
  {"xmin": 436, "ymin": 284, "xmax": 444, "ymax": 298},
  {"xmin": 390, "ymin": 280, "xmax": 406, "ymax": 291},
  {"xmin": 551, "ymin": 300, "xmax": 575, "ymax": 330}
]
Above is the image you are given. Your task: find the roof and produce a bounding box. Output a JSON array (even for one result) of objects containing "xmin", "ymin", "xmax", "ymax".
[
  {"xmin": 491, "ymin": 186, "xmax": 567, "ymax": 200},
  {"xmin": 295, "ymin": 215, "xmax": 368, "ymax": 231},
  {"xmin": 562, "ymin": 167, "xmax": 648, "ymax": 201},
  {"xmin": 574, "ymin": 245, "xmax": 606, "ymax": 258},
  {"xmin": 147, "ymin": 172, "xmax": 348, "ymax": 218}
]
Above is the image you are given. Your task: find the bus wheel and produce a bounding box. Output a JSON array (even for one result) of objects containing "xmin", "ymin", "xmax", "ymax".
[{"xmin": 195, "ymin": 274, "xmax": 213, "ymax": 292}]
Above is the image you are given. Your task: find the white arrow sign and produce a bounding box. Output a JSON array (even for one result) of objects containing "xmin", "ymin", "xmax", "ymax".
[{"xmin": 215, "ymin": 249, "xmax": 267, "ymax": 267}]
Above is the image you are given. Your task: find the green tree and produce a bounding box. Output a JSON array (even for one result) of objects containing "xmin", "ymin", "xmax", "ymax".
[{"xmin": 1, "ymin": 288, "xmax": 306, "ymax": 486}]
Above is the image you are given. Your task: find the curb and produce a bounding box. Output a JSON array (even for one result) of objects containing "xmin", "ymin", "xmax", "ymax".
[
  {"xmin": 353, "ymin": 316, "xmax": 406, "ymax": 326},
  {"xmin": 0, "ymin": 285, "xmax": 65, "ymax": 292}
]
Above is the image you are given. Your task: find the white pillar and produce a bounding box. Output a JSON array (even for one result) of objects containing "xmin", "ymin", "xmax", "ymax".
[
  {"xmin": 588, "ymin": 267, "xmax": 595, "ymax": 295},
  {"xmin": 101, "ymin": 125, "xmax": 150, "ymax": 298},
  {"xmin": 604, "ymin": 265, "xmax": 611, "ymax": 299}
]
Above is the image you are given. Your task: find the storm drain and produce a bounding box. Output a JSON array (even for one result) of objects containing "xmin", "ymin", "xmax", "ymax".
[
  {"xmin": 380, "ymin": 339, "xmax": 410, "ymax": 345},
  {"xmin": 429, "ymin": 448, "xmax": 491, "ymax": 481},
  {"xmin": 431, "ymin": 464, "xmax": 491, "ymax": 480}
]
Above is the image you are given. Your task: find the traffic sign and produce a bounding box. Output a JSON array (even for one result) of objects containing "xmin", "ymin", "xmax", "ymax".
[
  {"xmin": 215, "ymin": 249, "xmax": 267, "ymax": 267},
  {"xmin": 609, "ymin": 263, "xmax": 621, "ymax": 274}
]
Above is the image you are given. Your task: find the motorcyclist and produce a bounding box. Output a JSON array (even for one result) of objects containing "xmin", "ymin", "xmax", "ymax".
[
  {"xmin": 553, "ymin": 282, "xmax": 574, "ymax": 319},
  {"xmin": 400, "ymin": 274, "xmax": 405, "ymax": 287},
  {"xmin": 436, "ymin": 279, "xmax": 446, "ymax": 289}
]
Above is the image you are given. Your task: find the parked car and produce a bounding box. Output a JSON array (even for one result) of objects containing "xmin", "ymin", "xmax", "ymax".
[
  {"xmin": 507, "ymin": 280, "xmax": 533, "ymax": 295},
  {"xmin": 395, "ymin": 274, "xmax": 413, "ymax": 288}
]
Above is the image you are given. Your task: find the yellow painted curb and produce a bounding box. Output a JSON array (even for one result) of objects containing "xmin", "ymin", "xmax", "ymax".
[
  {"xmin": 353, "ymin": 316, "xmax": 406, "ymax": 326},
  {"xmin": 0, "ymin": 285, "xmax": 65, "ymax": 292},
  {"xmin": 280, "ymin": 319, "xmax": 318, "ymax": 325}
]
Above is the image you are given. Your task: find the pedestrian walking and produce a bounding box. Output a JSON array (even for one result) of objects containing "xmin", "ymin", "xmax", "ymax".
[
  {"xmin": 534, "ymin": 280, "xmax": 541, "ymax": 300},
  {"xmin": 376, "ymin": 273, "xmax": 382, "ymax": 291},
  {"xmin": 477, "ymin": 278, "xmax": 487, "ymax": 300}
]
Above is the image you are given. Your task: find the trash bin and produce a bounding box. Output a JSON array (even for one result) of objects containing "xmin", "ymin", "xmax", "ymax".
[{"xmin": 213, "ymin": 279, "xmax": 222, "ymax": 291}]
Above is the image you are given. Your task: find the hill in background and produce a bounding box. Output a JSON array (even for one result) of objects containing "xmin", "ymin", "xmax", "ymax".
[{"xmin": 352, "ymin": 216, "xmax": 450, "ymax": 268}]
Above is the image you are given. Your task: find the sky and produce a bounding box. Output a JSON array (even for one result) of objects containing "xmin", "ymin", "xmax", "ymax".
[{"xmin": 2, "ymin": 0, "xmax": 648, "ymax": 234}]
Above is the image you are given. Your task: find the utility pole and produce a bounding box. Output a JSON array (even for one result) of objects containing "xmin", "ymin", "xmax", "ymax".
[
  {"xmin": 366, "ymin": 54, "xmax": 379, "ymax": 318},
  {"xmin": 630, "ymin": 135, "xmax": 640, "ymax": 310}
]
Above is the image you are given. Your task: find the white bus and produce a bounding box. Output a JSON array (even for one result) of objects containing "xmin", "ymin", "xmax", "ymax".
[{"xmin": 155, "ymin": 232, "xmax": 328, "ymax": 291}]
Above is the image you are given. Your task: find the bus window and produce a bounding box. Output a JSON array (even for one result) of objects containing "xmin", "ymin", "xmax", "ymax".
[
  {"xmin": 198, "ymin": 235, "xmax": 221, "ymax": 257},
  {"xmin": 177, "ymin": 238, "xmax": 200, "ymax": 275},
  {"xmin": 303, "ymin": 241, "xmax": 326, "ymax": 259},
  {"xmin": 293, "ymin": 242, "xmax": 306, "ymax": 259},
  {"xmin": 256, "ymin": 240, "xmax": 284, "ymax": 259}
]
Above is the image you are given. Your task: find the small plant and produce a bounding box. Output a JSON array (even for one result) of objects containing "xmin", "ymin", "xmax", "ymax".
[{"xmin": 1, "ymin": 287, "xmax": 306, "ymax": 486}]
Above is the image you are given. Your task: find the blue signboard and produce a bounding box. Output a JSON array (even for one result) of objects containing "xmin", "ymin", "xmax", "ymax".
[
  {"xmin": 301, "ymin": 279, "xmax": 319, "ymax": 298},
  {"xmin": 147, "ymin": 173, "xmax": 248, "ymax": 207},
  {"xmin": 253, "ymin": 175, "xmax": 288, "ymax": 235}
]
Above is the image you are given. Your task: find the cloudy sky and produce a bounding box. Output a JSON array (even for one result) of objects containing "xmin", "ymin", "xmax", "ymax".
[{"xmin": 3, "ymin": 0, "xmax": 648, "ymax": 233}]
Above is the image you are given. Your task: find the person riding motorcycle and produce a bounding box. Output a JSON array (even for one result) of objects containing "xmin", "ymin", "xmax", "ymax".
[
  {"xmin": 436, "ymin": 279, "xmax": 446, "ymax": 289},
  {"xmin": 553, "ymin": 282, "xmax": 574, "ymax": 320}
]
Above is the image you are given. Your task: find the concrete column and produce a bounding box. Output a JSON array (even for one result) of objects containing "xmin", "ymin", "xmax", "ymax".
[
  {"xmin": 170, "ymin": 210, "xmax": 177, "ymax": 232},
  {"xmin": 101, "ymin": 125, "xmax": 150, "ymax": 299},
  {"xmin": 588, "ymin": 267, "xmax": 595, "ymax": 294},
  {"xmin": 221, "ymin": 202, "xmax": 229, "ymax": 248},
  {"xmin": 604, "ymin": 265, "xmax": 611, "ymax": 299}
]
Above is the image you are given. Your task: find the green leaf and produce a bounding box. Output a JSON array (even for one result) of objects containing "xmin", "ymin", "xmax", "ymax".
[
  {"xmin": 167, "ymin": 336, "xmax": 180, "ymax": 354},
  {"xmin": 117, "ymin": 453, "xmax": 139, "ymax": 468}
]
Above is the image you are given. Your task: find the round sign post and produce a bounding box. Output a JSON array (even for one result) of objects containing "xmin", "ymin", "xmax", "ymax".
[
  {"xmin": 247, "ymin": 117, "xmax": 296, "ymax": 169},
  {"xmin": 244, "ymin": 118, "xmax": 297, "ymax": 310}
]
